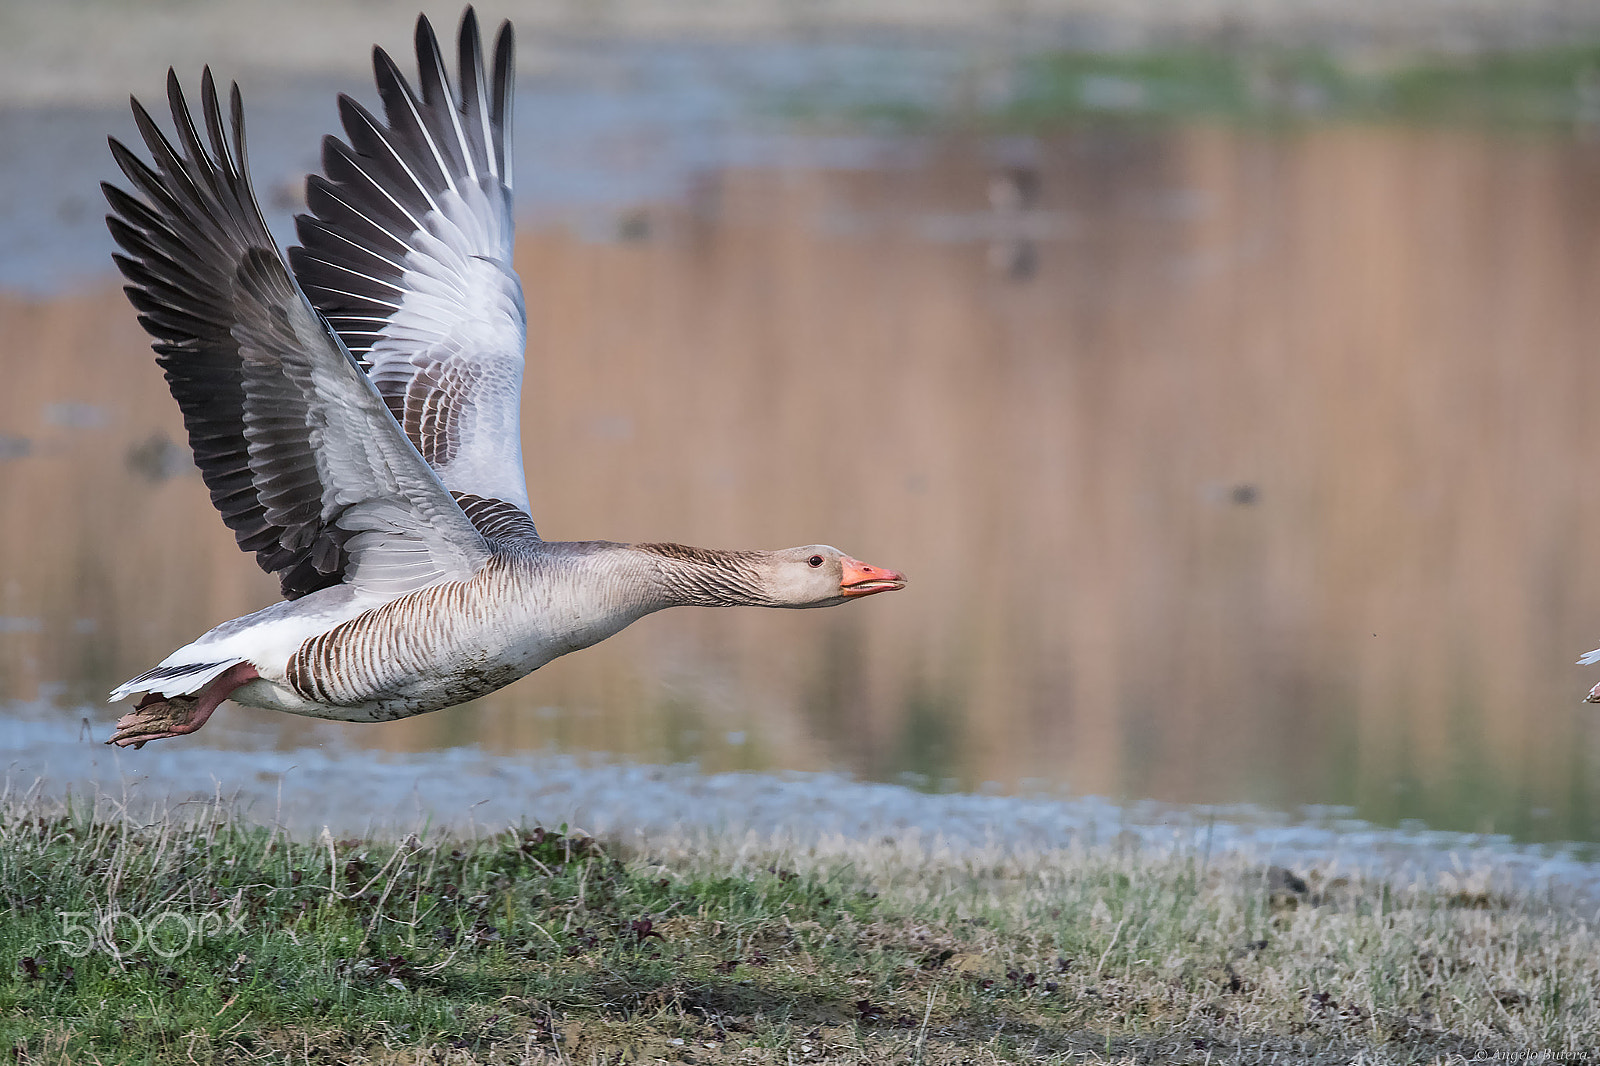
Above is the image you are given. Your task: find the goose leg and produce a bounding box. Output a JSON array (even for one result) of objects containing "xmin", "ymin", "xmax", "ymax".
[{"xmin": 107, "ymin": 663, "xmax": 260, "ymax": 748}]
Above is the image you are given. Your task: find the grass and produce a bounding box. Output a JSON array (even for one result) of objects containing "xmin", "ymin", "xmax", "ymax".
[
  {"xmin": 2, "ymin": 791, "xmax": 1597, "ymax": 1064},
  {"xmin": 1004, "ymin": 44, "xmax": 1600, "ymax": 128},
  {"xmin": 777, "ymin": 41, "xmax": 1600, "ymax": 132}
]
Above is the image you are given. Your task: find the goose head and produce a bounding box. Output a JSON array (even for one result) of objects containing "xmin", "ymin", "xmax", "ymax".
[
  {"xmin": 632, "ymin": 541, "xmax": 906, "ymax": 608},
  {"xmin": 763, "ymin": 545, "xmax": 907, "ymax": 608}
]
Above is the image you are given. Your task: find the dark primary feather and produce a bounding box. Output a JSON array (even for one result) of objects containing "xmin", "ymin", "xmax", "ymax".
[
  {"xmin": 104, "ymin": 71, "xmax": 347, "ymax": 598},
  {"xmin": 288, "ymin": 8, "xmax": 534, "ymax": 533},
  {"xmin": 104, "ymin": 68, "xmax": 493, "ymax": 601},
  {"xmin": 290, "ymin": 8, "xmax": 515, "ymax": 367}
]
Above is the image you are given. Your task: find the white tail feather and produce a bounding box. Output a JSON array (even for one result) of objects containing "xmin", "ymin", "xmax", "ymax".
[{"xmin": 109, "ymin": 658, "xmax": 244, "ymax": 703}]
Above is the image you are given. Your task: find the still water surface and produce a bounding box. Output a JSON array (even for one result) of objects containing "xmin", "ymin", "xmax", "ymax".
[{"xmin": 4, "ymin": 118, "xmax": 1600, "ymax": 844}]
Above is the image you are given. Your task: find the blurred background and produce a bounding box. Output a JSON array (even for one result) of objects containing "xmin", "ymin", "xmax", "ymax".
[{"xmin": 5, "ymin": 0, "xmax": 1600, "ymax": 844}]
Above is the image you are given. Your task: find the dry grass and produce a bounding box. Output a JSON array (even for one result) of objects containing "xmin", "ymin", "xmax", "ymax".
[{"xmin": 2, "ymin": 789, "xmax": 1597, "ymax": 1064}]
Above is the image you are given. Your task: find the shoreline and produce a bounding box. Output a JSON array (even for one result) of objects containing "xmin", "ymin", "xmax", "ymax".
[{"xmin": 8, "ymin": 716, "xmax": 1599, "ymax": 909}]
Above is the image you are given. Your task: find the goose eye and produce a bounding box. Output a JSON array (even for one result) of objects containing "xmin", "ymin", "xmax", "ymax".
[{"xmin": 807, "ymin": 555, "xmax": 825, "ymax": 568}]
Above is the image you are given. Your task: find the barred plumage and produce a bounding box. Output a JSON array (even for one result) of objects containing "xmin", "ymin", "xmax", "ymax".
[{"xmin": 287, "ymin": 567, "xmax": 492, "ymax": 709}]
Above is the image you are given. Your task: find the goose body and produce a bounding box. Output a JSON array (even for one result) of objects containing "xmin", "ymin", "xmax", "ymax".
[{"xmin": 103, "ymin": 10, "xmax": 904, "ymax": 747}]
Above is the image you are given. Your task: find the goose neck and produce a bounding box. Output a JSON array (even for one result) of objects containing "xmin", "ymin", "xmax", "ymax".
[{"xmin": 628, "ymin": 542, "xmax": 775, "ymax": 609}]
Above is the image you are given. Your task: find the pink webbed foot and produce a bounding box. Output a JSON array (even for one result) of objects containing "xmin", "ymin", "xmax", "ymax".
[{"xmin": 107, "ymin": 663, "xmax": 259, "ymax": 748}]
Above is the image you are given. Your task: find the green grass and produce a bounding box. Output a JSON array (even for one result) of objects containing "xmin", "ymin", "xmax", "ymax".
[
  {"xmin": 779, "ymin": 41, "xmax": 1600, "ymax": 132},
  {"xmin": 1011, "ymin": 44, "xmax": 1600, "ymax": 127},
  {"xmin": 2, "ymin": 791, "xmax": 1597, "ymax": 1064}
]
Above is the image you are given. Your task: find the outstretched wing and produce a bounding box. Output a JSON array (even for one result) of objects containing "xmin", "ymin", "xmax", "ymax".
[
  {"xmin": 289, "ymin": 9, "xmax": 534, "ymax": 539},
  {"xmin": 104, "ymin": 69, "xmax": 491, "ymax": 601}
]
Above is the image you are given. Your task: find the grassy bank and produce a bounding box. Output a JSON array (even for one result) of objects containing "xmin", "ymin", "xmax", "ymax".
[
  {"xmin": 782, "ymin": 41, "xmax": 1600, "ymax": 132},
  {"xmin": 1, "ymin": 793, "xmax": 1596, "ymax": 1064}
]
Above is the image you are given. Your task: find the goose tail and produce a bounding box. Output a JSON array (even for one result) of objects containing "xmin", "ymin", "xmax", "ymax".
[{"xmin": 109, "ymin": 658, "xmax": 247, "ymax": 703}]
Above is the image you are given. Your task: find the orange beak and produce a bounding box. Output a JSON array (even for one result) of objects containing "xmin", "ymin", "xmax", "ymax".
[{"xmin": 839, "ymin": 555, "xmax": 907, "ymax": 598}]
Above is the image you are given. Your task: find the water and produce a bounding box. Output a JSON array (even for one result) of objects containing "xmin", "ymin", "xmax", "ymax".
[
  {"xmin": 12, "ymin": 716, "xmax": 1600, "ymax": 905},
  {"xmin": 3, "ymin": 38, "xmax": 1600, "ymax": 851}
]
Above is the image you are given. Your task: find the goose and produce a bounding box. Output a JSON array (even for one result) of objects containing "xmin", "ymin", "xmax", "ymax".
[{"xmin": 102, "ymin": 8, "xmax": 905, "ymax": 749}]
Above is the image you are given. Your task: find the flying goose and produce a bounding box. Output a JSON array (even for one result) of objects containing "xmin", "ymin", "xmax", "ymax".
[{"xmin": 102, "ymin": 9, "xmax": 905, "ymax": 748}]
